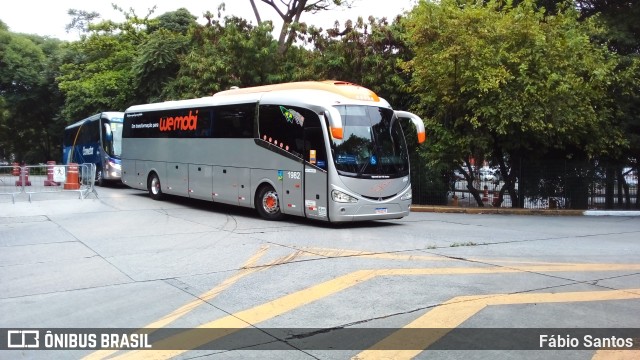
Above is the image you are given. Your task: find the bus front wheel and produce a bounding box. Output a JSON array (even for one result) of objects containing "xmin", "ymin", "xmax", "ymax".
[
  {"xmin": 95, "ymin": 168, "xmax": 104, "ymax": 187},
  {"xmin": 148, "ymin": 173, "xmax": 164, "ymax": 200},
  {"xmin": 256, "ymin": 185, "xmax": 283, "ymax": 221}
]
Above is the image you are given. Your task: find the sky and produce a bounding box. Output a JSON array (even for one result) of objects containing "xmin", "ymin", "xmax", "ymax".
[{"xmin": 1, "ymin": 0, "xmax": 419, "ymax": 41}]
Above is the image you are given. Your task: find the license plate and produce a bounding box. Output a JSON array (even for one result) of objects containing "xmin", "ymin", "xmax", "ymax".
[{"xmin": 375, "ymin": 208, "xmax": 388, "ymax": 214}]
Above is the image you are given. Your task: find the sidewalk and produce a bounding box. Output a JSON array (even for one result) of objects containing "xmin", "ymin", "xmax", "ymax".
[{"xmin": 410, "ymin": 205, "xmax": 640, "ymax": 216}]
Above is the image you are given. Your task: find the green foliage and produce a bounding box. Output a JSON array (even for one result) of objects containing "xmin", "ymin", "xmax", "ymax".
[
  {"xmin": 148, "ymin": 8, "xmax": 197, "ymax": 35},
  {"xmin": 57, "ymin": 31, "xmax": 138, "ymax": 121},
  {"xmin": 0, "ymin": 0, "xmax": 638, "ymax": 205},
  {"xmin": 576, "ymin": 0, "xmax": 640, "ymax": 55},
  {"xmin": 0, "ymin": 29, "xmax": 65, "ymax": 162},
  {"xmin": 132, "ymin": 29, "xmax": 190, "ymax": 103},
  {"xmin": 303, "ymin": 15, "xmax": 415, "ymax": 109},
  {"xmin": 163, "ymin": 15, "xmax": 279, "ymax": 99},
  {"xmin": 65, "ymin": 9, "xmax": 101, "ymax": 35},
  {"xmin": 405, "ymin": 0, "xmax": 623, "ymax": 206}
]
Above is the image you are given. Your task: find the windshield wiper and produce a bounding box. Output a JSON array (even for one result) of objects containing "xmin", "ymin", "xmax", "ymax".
[{"xmin": 357, "ymin": 160, "xmax": 369, "ymax": 177}]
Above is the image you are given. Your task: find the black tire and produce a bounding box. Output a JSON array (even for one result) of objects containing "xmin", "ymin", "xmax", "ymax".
[
  {"xmin": 255, "ymin": 184, "xmax": 283, "ymax": 220},
  {"xmin": 148, "ymin": 173, "xmax": 164, "ymax": 200}
]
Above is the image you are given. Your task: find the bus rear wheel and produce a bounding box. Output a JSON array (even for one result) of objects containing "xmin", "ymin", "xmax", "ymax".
[
  {"xmin": 256, "ymin": 185, "xmax": 283, "ymax": 220},
  {"xmin": 148, "ymin": 173, "xmax": 164, "ymax": 200}
]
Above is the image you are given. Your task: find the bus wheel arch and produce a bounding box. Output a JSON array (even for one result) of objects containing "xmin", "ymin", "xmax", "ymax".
[
  {"xmin": 147, "ymin": 172, "xmax": 164, "ymax": 200},
  {"xmin": 255, "ymin": 183, "xmax": 283, "ymax": 221}
]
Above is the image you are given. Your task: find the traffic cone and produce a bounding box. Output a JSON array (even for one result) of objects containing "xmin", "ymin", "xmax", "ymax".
[
  {"xmin": 63, "ymin": 163, "xmax": 81, "ymax": 190},
  {"xmin": 15, "ymin": 165, "xmax": 32, "ymax": 186},
  {"xmin": 44, "ymin": 161, "xmax": 59, "ymax": 186}
]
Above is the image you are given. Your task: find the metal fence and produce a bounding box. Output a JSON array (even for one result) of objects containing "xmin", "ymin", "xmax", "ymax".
[
  {"xmin": 0, "ymin": 163, "xmax": 97, "ymax": 203},
  {"xmin": 410, "ymin": 157, "xmax": 639, "ymax": 210}
]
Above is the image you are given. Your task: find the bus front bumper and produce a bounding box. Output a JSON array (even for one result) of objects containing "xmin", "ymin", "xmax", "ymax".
[{"xmin": 328, "ymin": 201, "xmax": 411, "ymax": 222}]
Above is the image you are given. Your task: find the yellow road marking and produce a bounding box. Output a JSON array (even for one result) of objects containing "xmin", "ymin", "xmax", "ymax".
[
  {"xmin": 83, "ymin": 245, "xmax": 307, "ymax": 360},
  {"xmin": 353, "ymin": 288, "xmax": 640, "ymax": 360},
  {"xmin": 107, "ymin": 263, "xmax": 640, "ymax": 359},
  {"xmin": 592, "ymin": 348, "xmax": 640, "ymax": 360},
  {"xmin": 110, "ymin": 269, "xmax": 379, "ymax": 359},
  {"xmin": 300, "ymin": 247, "xmax": 616, "ymax": 267},
  {"xmin": 300, "ymin": 247, "xmax": 447, "ymax": 262}
]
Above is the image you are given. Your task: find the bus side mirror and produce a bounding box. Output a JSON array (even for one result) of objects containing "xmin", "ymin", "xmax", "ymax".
[
  {"xmin": 324, "ymin": 108, "xmax": 344, "ymax": 140},
  {"xmin": 394, "ymin": 111, "xmax": 426, "ymax": 144}
]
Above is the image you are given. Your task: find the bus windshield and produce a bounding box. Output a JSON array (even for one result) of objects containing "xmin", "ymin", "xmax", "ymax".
[
  {"xmin": 103, "ymin": 120, "xmax": 124, "ymax": 158},
  {"xmin": 331, "ymin": 105, "xmax": 409, "ymax": 178}
]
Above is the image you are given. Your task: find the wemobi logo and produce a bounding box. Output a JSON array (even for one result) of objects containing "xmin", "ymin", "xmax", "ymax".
[{"xmin": 159, "ymin": 110, "xmax": 198, "ymax": 132}]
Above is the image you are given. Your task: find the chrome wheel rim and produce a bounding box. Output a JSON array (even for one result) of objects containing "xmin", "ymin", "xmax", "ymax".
[
  {"xmin": 151, "ymin": 177, "xmax": 160, "ymax": 195},
  {"xmin": 262, "ymin": 191, "xmax": 279, "ymax": 214}
]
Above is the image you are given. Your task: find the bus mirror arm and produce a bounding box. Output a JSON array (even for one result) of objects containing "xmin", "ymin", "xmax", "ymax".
[
  {"xmin": 394, "ymin": 111, "xmax": 426, "ymax": 144},
  {"xmin": 325, "ymin": 107, "xmax": 344, "ymax": 140}
]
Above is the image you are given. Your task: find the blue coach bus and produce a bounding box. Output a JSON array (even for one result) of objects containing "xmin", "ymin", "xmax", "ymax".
[{"xmin": 63, "ymin": 112, "xmax": 124, "ymax": 186}]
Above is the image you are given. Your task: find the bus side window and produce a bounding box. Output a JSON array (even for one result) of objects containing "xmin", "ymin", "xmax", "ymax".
[
  {"xmin": 88, "ymin": 119, "xmax": 100, "ymax": 143},
  {"xmin": 214, "ymin": 103, "xmax": 255, "ymax": 138},
  {"xmin": 195, "ymin": 109, "xmax": 213, "ymax": 137},
  {"xmin": 258, "ymin": 105, "xmax": 304, "ymax": 158}
]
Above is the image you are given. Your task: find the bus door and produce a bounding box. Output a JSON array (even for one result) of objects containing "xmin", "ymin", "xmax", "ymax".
[{"xmin": 303, "ymin": 116, "xmax": 329, "ymax": 221}]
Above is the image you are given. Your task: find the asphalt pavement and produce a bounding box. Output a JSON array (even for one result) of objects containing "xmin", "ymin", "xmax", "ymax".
[{"xmin": 1, "ymin": 186, "xmax": 639, "ymax": 360}]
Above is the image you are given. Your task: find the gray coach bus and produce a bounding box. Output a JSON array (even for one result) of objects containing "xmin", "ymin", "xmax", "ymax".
[{"xmin": 121, "ymin": 81, "xmax": 425, "ymax": 222}]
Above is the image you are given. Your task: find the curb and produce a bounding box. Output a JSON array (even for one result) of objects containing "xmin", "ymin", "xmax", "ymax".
[{"xmin": 410, "ymin": 206, "xmax": 640, "ymax": 216}]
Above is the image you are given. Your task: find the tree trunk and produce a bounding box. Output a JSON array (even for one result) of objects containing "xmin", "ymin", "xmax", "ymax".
[
  {"xmin": 249, "ymin": 0, "xmax": 262, "ymax": 23},
  {"xmin": 605, "ymin": 164, "xmax": 615, "ymax": 209}
]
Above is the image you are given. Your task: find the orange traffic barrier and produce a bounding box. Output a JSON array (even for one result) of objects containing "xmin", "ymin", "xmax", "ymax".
[
  {"xmin": 11, "ymin": 162, "xmax": 20, "ymax": 176},
  {"xmin": 44, "ymin": 160, "xmax": 59, "ymax": 186},
  {"xmin": 63, "ymin": 163, "xmax": 81, "ymax": 190}
]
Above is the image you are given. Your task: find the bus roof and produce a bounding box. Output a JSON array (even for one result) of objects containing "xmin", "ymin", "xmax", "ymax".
[
  {"xmin": 213, "ymin": 80, "xmax": 381, "ymax": 102},
  {"xmin": 65, "ymin": 112, "xmax": 124, "ymax": 130},
  {"xmin": 125, "ymin": 81, "xmax": 389, "ymax": 114}
]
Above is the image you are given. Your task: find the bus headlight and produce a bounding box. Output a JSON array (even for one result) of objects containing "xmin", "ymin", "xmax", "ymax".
[
  {"xmin": 331, "ymin": 190, "xmax": 358, "ymax": 203},
  {"xmin": 401, "ymin": 188, "xmax": 412, "ymax": 201},
  {"xmin": 109, "ymin": 160, "xmax": 121, "ymax": 170}
]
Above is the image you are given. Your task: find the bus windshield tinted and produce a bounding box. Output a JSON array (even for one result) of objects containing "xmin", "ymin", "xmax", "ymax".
[{"xmin": 331, "ymin": 105, "xmax": 409, "ymax": 178}]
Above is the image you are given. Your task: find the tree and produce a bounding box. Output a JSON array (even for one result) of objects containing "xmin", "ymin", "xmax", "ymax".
[
  {"xmin": 405, "ymin": 0, "xmax": 622, "ymax": 207},
  {"xmin": 576, "ymin": 0, "xmax": 640, "ymax": 55},
  {"xmin": 250, "ymin": 0, "xmax": 353, "ymax": 54},
  {"xmin": 65, "ymin": 9, "xmax": 101, "ymax": 38},
  {"xmin": 147, "ymin": 7, "xmax": 197, "ymax": 35},
  {"xmin": 57, "ymin": 7, "xmax": 153, "ymax": 121},
  {"xmin": 574, "ymin": 0, "xmax": 640, "ymax": 208},
  {"xmin": 162, "ymin": 13, "xmax": 279, "ymax": 99},
  {"xmin": 304, "ymin": 15, "xmax": 414, "ymax": 108},
  {"xmin": 0, "ymin": 28, "xmax": 66, "ymax": 163},
  {"xmin": 132, "ymin": 9, "xmax": 196, "ymax": 103},
  {"xmin": 57, "ymin": 33, "xmax": 138, "ymax": 121}
]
